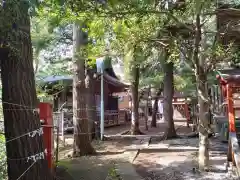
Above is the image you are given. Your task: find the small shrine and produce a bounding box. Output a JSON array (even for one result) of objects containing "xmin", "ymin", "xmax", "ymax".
[{"xmin": 40, "ymin": 57, "xmax": 129, "ymax": 129}]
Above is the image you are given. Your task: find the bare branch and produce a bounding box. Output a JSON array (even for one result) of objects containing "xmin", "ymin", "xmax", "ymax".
[{"xmin": 149, "ymin": 38, "xmax": 169, "ymax": 47}]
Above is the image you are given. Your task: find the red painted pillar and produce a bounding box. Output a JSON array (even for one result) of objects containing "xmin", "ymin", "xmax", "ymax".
[
  {"xmin": 227, "ymin": 84, "xmax": 236, "ymax": 133},
  {"xmin": 39, "ymin": 103, "xmax": 54, "ymax": 169}
]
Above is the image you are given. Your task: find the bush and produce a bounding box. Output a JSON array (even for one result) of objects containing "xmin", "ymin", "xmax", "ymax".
[{"xmin": 0, "ymin": 134, "xmax": 7, "ymax": 180}]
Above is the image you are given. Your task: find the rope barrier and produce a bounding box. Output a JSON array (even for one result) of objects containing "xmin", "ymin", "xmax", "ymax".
[
  {"xmin": 16, "ymin": 161, "xmax": 37, "ymax": 180},
  {"xmin": 6, "ymin": 127, "xmax": 43, "ymax": 143}
]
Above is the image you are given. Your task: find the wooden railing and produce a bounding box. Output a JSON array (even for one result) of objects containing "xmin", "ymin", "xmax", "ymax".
[{"xmin": 96, "ymin": 109, "xmax": 128, "ymax": 127}]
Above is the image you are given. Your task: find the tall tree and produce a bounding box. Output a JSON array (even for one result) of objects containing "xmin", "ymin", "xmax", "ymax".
[
  {"xmin": 170, "ymin": 1, "xmax": 233, "ymax": 170},
  {"xmin": 72, "ymin": 22, "xmax": 95, "ymax": 156},
  {"xmin": 124, "ymin": 46, "xmax": 142, "ymax": 134},
  {"xmin": 0, "ymin": 1, "xmax": 52, "ymax": 179},
  {"xmin": 130, "ymin": 59, "xmax": 141, "ymax": 134},
  {"xmin": 163, "ymin": 60, "xmax": 177, "ymax": 138},
  {"xmin": 37, "ymin": 1, "xmax": 100, "ymax": 144},
  {"xmin": 112, "ymin": 13, "xmax": 160, "ymax": 134},
  {"xmin": 151, "ymin": 89, "xmax": 161, "ymax": 127},
  {"xmin": 85, "ymin": 68, "xmax": 98, "ymax": 140}
]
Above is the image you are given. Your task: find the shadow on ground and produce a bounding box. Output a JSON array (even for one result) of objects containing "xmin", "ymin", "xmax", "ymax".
[
  {"xmin": 134, "ymin": 155, "xmax": 236, "ymax": 180},
  {"xmin": 134, "ymin": 137, "xmax": 238, "ymax": 180},
  {"xmin": 55, "ymin": 156, "xmax": 116, "ymax": 180},
  {"xmin": 55, "ymin": 123, "xmax": 236, "ymax": 180}
]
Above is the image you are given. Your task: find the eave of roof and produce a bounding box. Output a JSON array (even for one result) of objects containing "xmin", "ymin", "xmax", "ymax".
[
  {"xmin": 216, "ymin": 69, "xmax": 240, "ymax": 84},
  {"xmin": 38, "ymin": 72, "xmax": 129, "ymax": 89},
  {"xmin": 104, "ymin": 73, "xmax": 130, "ymax": 88},
  {"xmin": 217, "ymin": 8, "xmax": 240, "ymax": 16}
]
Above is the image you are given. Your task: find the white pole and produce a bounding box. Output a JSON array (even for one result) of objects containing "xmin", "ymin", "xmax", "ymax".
[
  {"xmin": 100, "ymin": 67, "xmax": 104, "ymax": 141},
  {"xmin": 61, "ymin": 111, "xmax": 65, "ymax": 146}
]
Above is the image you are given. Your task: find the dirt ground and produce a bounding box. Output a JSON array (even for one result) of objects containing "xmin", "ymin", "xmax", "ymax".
[
  {"xmin": 134, "ymin": 137, "xmax": 238, "ymax": 180},
  {"xmin": 60, "ymin": 117, "xmax": 191, "ymax": 147},
  {"xmin": 55, "ymin": 118, "xmax": 238, "ymax": 180},
  {"xmin": 105, "ymin": 116, "xmax": 192, "ymax": 136}
]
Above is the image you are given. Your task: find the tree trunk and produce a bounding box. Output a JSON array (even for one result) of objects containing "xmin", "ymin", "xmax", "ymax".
[
  {"xmin": 144, "ymin": 86, "xmax": 151, "ymax": 130},
  {"xmin": 0, "ymin": 2, "xmax": 52, "ymax": 180},
  {"xmin": 138, "ymin": 90, "xmax": 148, "ymax": 130},
  {"xmin": 144, "ymin": 106, "xmax": 148, "ymax": 130},
  {"xmin": 163, "ymin": 62, "xmax": 177, "ymax": 139},
  {"xmin": 193, "ymin": 14, "xmax": 209, "ymax": 171},
  {"xmin": 72, "ymin": 22, "xmax": 95, "ymax": 156},
  {"xmin": 151, "ymin": 97, "xmax": 158, "ymax": 127},
  {"xmin": 151, "ymin": 88, "xmax": 162, "ymax": 127},
  {"xmin": 85, "ymin": 69, "xmax": 98, "ymax": 140},
  {"xmin": 196, "ymin": 70, "xmax": 209, "ymax": 171},
  {"xmin": 130, "ymin": 66, "xmax": 142, "ymax": 135}
]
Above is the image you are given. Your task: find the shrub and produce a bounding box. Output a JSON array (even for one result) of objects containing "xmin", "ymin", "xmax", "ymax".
[{"xmin": 0, "ymin": 134, "xmax": 7, "ymax": 180}]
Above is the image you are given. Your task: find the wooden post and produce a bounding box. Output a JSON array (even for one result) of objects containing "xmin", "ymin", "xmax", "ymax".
[
  {"xmin": 185, "ymin": 102, "xmax": 190, "ymax": 128},
  {"xmin": 221, "ymin": 84, "xmax": 227, "ymax": 116},
  {"xmin": 216, "ymin": 85, "xmax": 220, "ymax": 112},
  {"xmin": 226, "ymin": 84, "xmax": 236, "ymax": 166},
  {"xmin": 39, "ymin": 103, "xmax": 54, "ymax": 170},
  {"xmin": 213, "ymin": 86, "xmax": 216, "ymax": 112},
  {"xmin": 227, "ymin": 84, "xmax": 235, "ymax": 133}
]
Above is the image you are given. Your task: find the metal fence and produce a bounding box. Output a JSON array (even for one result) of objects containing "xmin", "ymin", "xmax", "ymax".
[
  {"xmin": 53, "ymin": 111, "xmax": 65, "ymax": 147},
  {"xmin": 52, "ymin": 109, "xmax": 130, "ymax": 142},
  {"xmin": 53, "ymin": 112, "xmax": 64, "ymax": 134}
]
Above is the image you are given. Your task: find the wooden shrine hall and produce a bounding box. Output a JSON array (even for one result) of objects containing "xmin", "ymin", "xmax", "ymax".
[{"xmin": 40, "ymin": 58, "xmax": 129, "ymax": 128}]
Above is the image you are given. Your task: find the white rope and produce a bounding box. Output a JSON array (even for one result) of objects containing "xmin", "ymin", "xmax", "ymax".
[
  {"xmin": 6, "ymin": 127, "xmax": 43, "ymax": 143},
  {"xmin": 16, "ymin": 161, "xmax": 36, "ymax": 180}
]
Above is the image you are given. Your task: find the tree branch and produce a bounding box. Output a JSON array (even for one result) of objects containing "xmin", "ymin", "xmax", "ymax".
[{"xmin": 102, "ymin": 9, "xmax": 193, "ymax": 31}]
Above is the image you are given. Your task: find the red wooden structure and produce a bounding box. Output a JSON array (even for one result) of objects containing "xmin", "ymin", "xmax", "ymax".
[
  {"xmin": 39, "ymin": 103, "xmax": 54, "ymax": 170},
  {"xmin": 172, "ymin": 101, "xmax": 191, "ymax": 127},
  {"xmin": 216, "ymin": 69, "xmax": 240, "ymax": 171},
  {"xmin": 172, "ymin": 97, "xmax": 192, "ymax": 127}
]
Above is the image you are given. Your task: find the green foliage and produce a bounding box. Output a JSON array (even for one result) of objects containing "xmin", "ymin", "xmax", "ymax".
[
  {"xmin": 107, "ymin": 166, "xmax": 121, "ymax": 180},
  {"xmin": 33, "ymin": 0, "xmax": 239, "ymax": 97},
  {"xmin": 0, "ymin": 134, "xmax": 7, "ymax": 180},
  {"xmin": 1, "ymin": 1, "xmax": 238, "ymax": 176},
  {"xmin": 110, "ymin": 14, "xmax": 162, "ymax": 82},
  {"xmin": 227, "ymin": 46, "xmax": 240, "ymax": 68}
]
